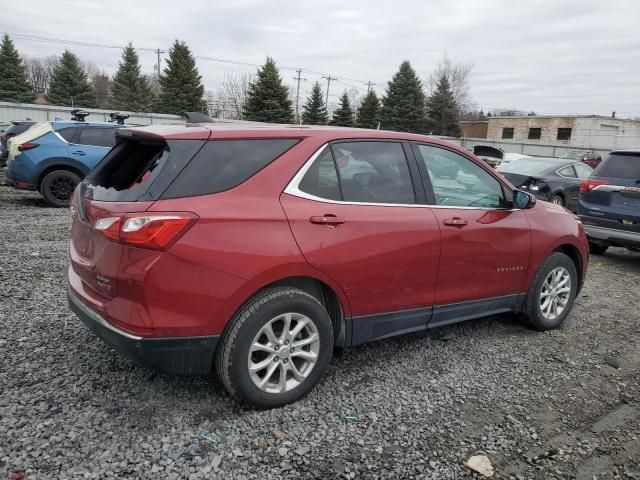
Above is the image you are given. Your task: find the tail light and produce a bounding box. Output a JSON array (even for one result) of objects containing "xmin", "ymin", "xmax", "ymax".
[
  {"xmin": 93, "ymin": 213, "xmax": 198, "ymax": 250},
  {"xmin": 18, "ymin": 142, "xmax": 39, "ymax": 151},
  {"xmin": 580, "ymin": 179, "xmax": 609, "ymax": 193}
]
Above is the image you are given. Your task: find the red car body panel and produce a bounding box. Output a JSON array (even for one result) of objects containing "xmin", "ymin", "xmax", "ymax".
[{"xmin": 68, "ymin": 124, "xmax": 589, "ymax": 370}]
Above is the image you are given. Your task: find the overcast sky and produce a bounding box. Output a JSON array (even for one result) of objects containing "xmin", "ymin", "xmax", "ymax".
[{"xmin": 2, "ymin": 0, "xmax": 639, "ymax": 115}]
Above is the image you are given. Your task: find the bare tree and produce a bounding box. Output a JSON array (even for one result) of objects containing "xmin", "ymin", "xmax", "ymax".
[
  {"xmin": 24, "ymin": 55, "xmax": 59, "ymax": 95},
  {"xmin": 92, "ymin": 72, "xmax": 112, "ymax": 107},
  {"xmin": 211, "ymin": 72, "xmax": 254, "ymax": 120},
  {"xmin": 428, "ymin": 53, "xmax": 474, "ymax": 114}
]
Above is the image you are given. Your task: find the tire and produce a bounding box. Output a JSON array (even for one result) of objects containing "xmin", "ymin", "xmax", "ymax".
[
  {"xmin": 40, "ymin": 169, "xmax": 81, "ymax": 207},
  {"xmin": 589, "ymin": 242, "xmax": 608, "ymax": 255},
  {"xmin": 216, "ymin": 287, "xmax": 334, "ymax": 408},
  {"xmin": 550, "ymin": 194, "xmax": 565, "ymax": 207},
  {"xmin": 522, "ymin": 252, "xmax": 578, "ymax": 331}
]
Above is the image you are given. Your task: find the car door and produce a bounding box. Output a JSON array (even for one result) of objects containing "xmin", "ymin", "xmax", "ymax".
[
  {"xmin": 280, "ymin": 140, "xmax": 441, "ymax": 345},
  {"xmin": 412, "ymin": 143, "xmax": 532, "ymax": 326},
  {"xmin": 71, "ymin": 126, "xmax": 118, "ymax": 171}
]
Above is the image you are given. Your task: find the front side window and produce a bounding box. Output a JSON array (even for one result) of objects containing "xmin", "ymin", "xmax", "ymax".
[
  {"xmin": 296, "ymin": 142, "xmax": 416, "ymax": 205},
  {"xmin": 417, "ymin": 144, "xmax": 506, "ymax": 208}
]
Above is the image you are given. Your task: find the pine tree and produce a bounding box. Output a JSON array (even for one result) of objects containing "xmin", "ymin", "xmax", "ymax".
[
  {"xmin": 301, "ymin": 82, "xmax": 328, "ymax": 125},
  {"xmin": 156, "ymin": 40, "xmax": 206, "ymax": 115},
  {"xmin": 110, "ymin": 43, "xmax": 155, "ymax": 112},
  {"xmin": 380, "ymin": 61, "xmax": 426, "ymax": 133},
  {"xmin": 426, "ymin": 74, "xmax": 461, "ymax": 137},
  {"xmin": 0, "ymin": 34, "xmax": 34, "ymax": 103},
  {"xmin": 244, "ymin": 57, "xmax": 293, "ymax": 123},
  {"xmin": 356, "ymin": 90, "xmax": 381, "ymax": 129},
  {"xmin": 46, "ymin": 50, "xmax": 96, "ymax": 107},
  {"xmin": 330, "ymin": 92, "xmax": 354, "ymax": 127}
]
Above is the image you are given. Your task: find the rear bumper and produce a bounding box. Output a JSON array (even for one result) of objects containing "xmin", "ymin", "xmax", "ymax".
[
  {"xmin": 583, "ymin": 224, "xmax": 640, "ymax": 248},
  {"xmin": 4, "ymin": 166, "xmax": 36, "ymax": 190},
  {"xmin": 68, "ymin": 285, "xmax": 219, "ymax": 375}
]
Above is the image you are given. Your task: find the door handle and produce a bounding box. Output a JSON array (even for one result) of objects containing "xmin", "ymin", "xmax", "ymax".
[
  {"xmin": 443, "ymin": 217, "xmax": 468, "ymax": 226},
  {"xmin": 309, "ymin": 214, "xmax": 345, "ymax": 226},
  {"xmin": 72, "ymin": 150, "xmax": 86, "ymax": 156}
]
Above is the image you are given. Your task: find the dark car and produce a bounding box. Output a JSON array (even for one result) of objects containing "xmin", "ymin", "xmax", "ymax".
[
  {"xmin": 578, "ymin": 150, "xmax": 640, "ymax": 255},
  {"xmin": 497, "ymin": 157, "xmax": 593, "ymax": 211},
  {"xmin": 0, "ymin": 120, "xmax": 36, "ymax": 166},
  {"xmin": 67, "ymin": 123, "xmax": 588, "ymax": 408}
]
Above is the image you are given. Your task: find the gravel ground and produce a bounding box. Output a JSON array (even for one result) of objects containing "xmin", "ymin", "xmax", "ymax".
[{"xmin": 1, "ymin": 172, "xmax": 639, "ymax": 480}]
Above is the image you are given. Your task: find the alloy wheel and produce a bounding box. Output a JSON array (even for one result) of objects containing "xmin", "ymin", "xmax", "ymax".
[
  {"xmin": 248, "ymin": 312, "xmax": 320, "ymax": 394},
  {"xmin": 539, "ymin": 267, "xmax": 571, "ymax": 320},
  {"xmin": 49, "ymin": 175, "xmax": 76, "ymax": 201}
]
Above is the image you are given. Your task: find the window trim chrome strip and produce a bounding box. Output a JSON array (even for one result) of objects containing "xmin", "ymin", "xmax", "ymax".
[{"xmin": 283, "ymin": 143, "xmax": 519, "ymax": 211}]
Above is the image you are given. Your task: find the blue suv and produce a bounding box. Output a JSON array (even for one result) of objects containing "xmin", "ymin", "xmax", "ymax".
[
  {"xmin": 5, "ymin": 115, "xmax": 125, "ymax": 206},
  {"xmin": 578, "ymin": 150, "xmax": 640, "ymax": 255}
]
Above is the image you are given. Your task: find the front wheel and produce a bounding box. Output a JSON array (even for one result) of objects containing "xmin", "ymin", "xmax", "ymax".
[
  {"xmin": 216, "ymin": 287, "xmax": 334, "ymax": 408},
  {"xmin": 522, "ymin": 252, "xmax": 578, "ymax": 331},
  {"xmin": 40, "ymin": 169, "xmax": 81, "ymax": 207}
]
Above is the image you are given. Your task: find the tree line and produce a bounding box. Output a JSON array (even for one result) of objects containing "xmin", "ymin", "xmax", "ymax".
[{"xmin": 0, "ymin": 33, "xmax": 465, "ymax": 136}]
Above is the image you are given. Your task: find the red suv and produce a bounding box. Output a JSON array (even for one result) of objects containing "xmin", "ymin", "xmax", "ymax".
[{"xmin": 68, "ymin": 124, "xmax": 589, "ymax": 408}]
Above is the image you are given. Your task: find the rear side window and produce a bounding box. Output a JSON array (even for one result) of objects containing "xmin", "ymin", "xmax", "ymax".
[
  {"xmin": 86, "ymin": 138, "xmax": 206, "ymax": 202},
  {"xmin": 76, "ymin": 127, "xmax": 117, "ymax": 148},
  {"xmin": 594, "ymin": 153, "xmax": 640, "ymax": 179},
  {"xmin": 162, "ymin": 139, "xmax": 298, "ymax": 198},
  {"xmin": 298, "ymin": 148, "xmax": 341, "ymax": 201}
]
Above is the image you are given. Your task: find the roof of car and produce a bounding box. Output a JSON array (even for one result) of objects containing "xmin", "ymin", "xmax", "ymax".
[
  {"xmin": 119, "ymin": 122, "xmax": 456, "ymax": 146},
  {"xmin": 52, "ymin": 120, "xmax": 126, "ymax": 128},
  {"xmin": 609, "ymin": 149, "xmax": 640, "ymax": 155}
]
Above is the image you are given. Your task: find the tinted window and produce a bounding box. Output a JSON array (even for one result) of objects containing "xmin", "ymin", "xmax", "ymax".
[
  {"xmin": 163, "ymin": 139, "xmax": 298, "ymax": 198},
  {"xmin": 331, "ymin": 141, "xmax": 415, "ymax": 204},
  {"xmin": 558, "ymin": 166, "xmax": 576, "ymax": 178},
  {"xmin": 594, "ymin": 153, "xmax": 640, "ymax": 179},
  {"xmin": 77, "ymin": 127, "xmax": 117, "ymax": 148},
  {"xmin": 298, "ymin": 148, "xmax": 341, "ymax": 201},
  {"xmin": 57, "ymin": 127, "xmax": 77, "ymax": 142},
  {"xmin": 573, "ymin": 163, "xmax": 593, "ymax": 179},
  {"xmin": 418, "ymin": 144, "xmax": 505, "ymax": 208}
]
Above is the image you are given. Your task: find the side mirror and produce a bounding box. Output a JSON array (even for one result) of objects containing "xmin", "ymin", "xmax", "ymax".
[{"xmin": 513, "ymin": 190, "xmax": 536, "ymax": 209}]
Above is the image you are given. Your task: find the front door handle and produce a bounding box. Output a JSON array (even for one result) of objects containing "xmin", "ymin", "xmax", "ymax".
[
  {"xmin": 443, "ymin": 217, "xmax": 468, "ymax": 227},
  {"xmin": 310, "ymin": 214, "xmax": 345, "ymax": 226}
]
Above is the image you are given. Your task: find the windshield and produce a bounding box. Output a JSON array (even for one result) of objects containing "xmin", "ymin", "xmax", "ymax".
[{"xmin": 498, "ymin": 157, "xmax": 559, "ymax": 175}]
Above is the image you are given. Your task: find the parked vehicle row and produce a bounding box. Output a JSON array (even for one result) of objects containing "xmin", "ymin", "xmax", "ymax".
[
  {"xmin": 4, "ymin": 112, "xmax": 126, "ymax": 206},
  {"xmin": 497, "ymin": 156, "xmax": 593, "ymax": 211},
  {"xmin": 67, "ymin": 123, "xmax": 588, "ymax": 408},
  {"xmin": 0, "ymin": 120, "xmax": 36, "ymax": 167}
]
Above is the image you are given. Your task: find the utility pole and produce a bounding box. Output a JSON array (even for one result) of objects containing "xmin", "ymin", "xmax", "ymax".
[
  {"xmin": 293, "ymin": 69, "xmax": 306, "ymax": 123},
  {"xmin": 365, "ymin": 81, "xmax": 375, "ymax": 93},
  {"xmin": 155, "ymin": 49, "xmax": 165, "ymax": 78},
  {"xmin": 321, "ymin": 75, "xmax": 337, "ymax": 112}
]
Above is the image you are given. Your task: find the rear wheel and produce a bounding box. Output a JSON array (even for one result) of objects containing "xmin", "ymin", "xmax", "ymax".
[
  {"xmin": 40, "ymin": 169, "xmax": 80, "ymax": 207},
  {"xmin": 550, "ymin": 194, "xmax": 565, "ymax": 206},
  {"xmin": 522, "ymin": 252, "xmax": 578, "ymax": 331},
  {"xmin": 216, "ymin": 287, "xmax": 334, "ymax": 408},
  {"xmin": 588, "ymin": 242, "xmax": 609, "ymax": 255}
]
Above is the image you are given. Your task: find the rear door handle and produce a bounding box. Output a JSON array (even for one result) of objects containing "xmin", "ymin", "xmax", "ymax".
[
  {"xmin": 443, "ymin": 217, "xmax": 468, "ymax": 226},
  {"xmin": 310, "ymin": 214, "xmax": 345, "ymax": 226},
  {"xmin": 72, "ymin": 150, "xmax": 86, "ymax": 156}
]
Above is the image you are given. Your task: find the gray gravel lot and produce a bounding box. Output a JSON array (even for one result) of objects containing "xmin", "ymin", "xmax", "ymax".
[{"xmin": 1, "ymin": 174, "xmax": 639, "ymax": 480}]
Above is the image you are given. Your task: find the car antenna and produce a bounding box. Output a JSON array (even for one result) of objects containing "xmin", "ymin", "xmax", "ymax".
[
  {"xmin": 109, "ymin": 113, "xmax": 130, "ymax": 125},
  {"xmin": 70, "ymin": 109, "xmax": 90, "ymax": 122}
]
